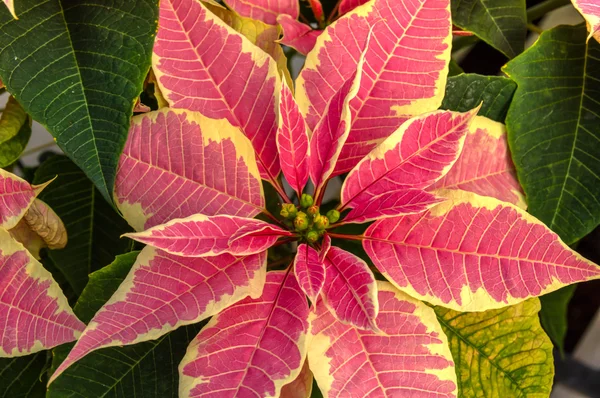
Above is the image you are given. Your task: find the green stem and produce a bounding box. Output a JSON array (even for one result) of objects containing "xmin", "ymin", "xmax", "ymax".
[
  {"xmin": 527, "ymin": 0, "xmax": 571, "ymax": 22},
  {"xmin": 527, "ymin": 23, "xmax": 544, "ymax": 34}
]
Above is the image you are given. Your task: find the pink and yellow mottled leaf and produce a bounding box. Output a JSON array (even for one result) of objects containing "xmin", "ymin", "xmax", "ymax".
[
  {"xmin": 321, "ymin": 246, "xmax": 378, "ymax": 330},
  {"xmin": 344, "ymin": 188, "xmax": 442, "ymax": 224},
  {"xmin": 2, "ymin": 0, "xmax": 16, "ymax": 19},
  {"xmin": 341, "ymin": 109, "xmax": 477, "ymax": 213},
  {"xmin": 277, "ymin": 81, "xmax": 310, "ymax": 195},
  {"xmin": 281, "ymin": 360, "xmax": 313, "ymax": 398},
  {"xmin": 294, "ymin": 243, "xmax": 327, "ymax": 303},
  {"xmin": 0, "ymin": 169, "xmax": 50, "ymax": 230},
  {"xmin": 179, "ymin": 271, "xmax": 309, "ymax": 397},
  {"xmin": 125, "ymin": 215, "xmax": 291, "ymax": 257},
  {"xmin": 49, "ymin": 246, "xmax": 267, "ymax": 383},
  {"xmin": 207, "ymin": 4, "xmax": 293, "ymax": 88},
  {"xmin": 429, "ymin": 116, "xmax": 525, "ymax": 207},
  {"xmin": 222, "ymin": 0, "xmax": 299, "ymax": 25},
  {"xmin": 339, "ymin": 0, "xmax": 370, "ymax": 15},
  {"xmin": 277, "ymin": 15, "xmax": 320, "ymax": 55},
  {"xmin": 0, "ymin": 228, "xmax": 84, "ymax": 357},
  {"xmin": 363, "ymin": 190, "xmax": 600, "ymax": 311},
  {"xmin": 114, "ymin": 109, "xmax": 264, "ymax": 231},
  {"xmin": 309, "ymin": 42, "xmax": 368, "ymax": 191},
  {"xmin": 308, "ymin": 281, "xmax": 457, "ymax": 397},
  {"xmin": 572, "ymin": 0, "xmax": 600, "ymax": 42},
  {"xmin": 296, "ymin": 0, "xmax": 452, "ymax": 175},
  {"xmin": 153, "ymin": 0, "xmax": 281, "ymax": 180}
]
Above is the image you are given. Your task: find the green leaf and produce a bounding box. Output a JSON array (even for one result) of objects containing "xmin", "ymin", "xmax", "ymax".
[
  {"xmin": 440, "ymin": 73, "xmax": 517, "ymax": 122},
  {"xmin": 504, "ymin": 24, "xmax": 600, "ymax": 244},
  {"xmin": 435, "ymin": 299, "xmax": 554, "ymax": 397},
  {"xmin": 540, "ymin": 285, "xmax": 576, "ymax": 355},
  {"xmin": 0, "ymin": 352, "xmax": 47, "ymax": 398},
  {"xmin": 33, "ymin": 155, "xmax": 133, "ymax": 294},
  {"xmin": 48, "ymin": 252, "xmax": 202, "ymax": 398},
  {"xmin": 451, "ymin": 0, "xmax": 526, "ymax": 58},
  {"xmin": 0, "ymin": 0, "xmax": 158, "ymax": 203},
  {"xmin": 448, "ymin": 58, "xmax": 464, "ymax": 77},
  {"xmin": 0, "ymin": 96, "xmax": 31, "ymax": 167}
]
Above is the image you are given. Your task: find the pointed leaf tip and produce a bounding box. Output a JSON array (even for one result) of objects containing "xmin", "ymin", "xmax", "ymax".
[
  {"xmin": 364, "ymin": 190, "xmax": 600, "ymax": 311},
  {"xmin": 296, "ymin": 0, "xmax": 452, "ymax": 174},
  {"xmin": 125, "ymin": 215, "xmax": 290, "ymax": 257},
  {"xmin": 49, "ymin": 246, "xmax": 267, "ymax": 383},
  {"xmin": 0, "ymin": 229, "xmax": 84, "ymax": 357},
  {"xmin": 341, "ymin": 109, "xmax": 478, "ymax": 217}
]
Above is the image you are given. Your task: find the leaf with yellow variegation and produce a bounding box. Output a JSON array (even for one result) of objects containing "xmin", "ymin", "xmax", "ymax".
[{"xmin": 435, "ymin": 299, "xmax": 554, "ymax": 397}]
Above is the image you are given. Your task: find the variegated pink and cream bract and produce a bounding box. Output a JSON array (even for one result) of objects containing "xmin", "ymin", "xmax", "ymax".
[
  {"xmin": 572, "ymin": 0, "xmax": 600, "ymax": 42},
  {"xmin": 0, "ymin": 170, "xmax": 84, "ymax": 357},
  {"xmin": 50, "ymin": 0, "xmax": 600, "ymax": 396}
]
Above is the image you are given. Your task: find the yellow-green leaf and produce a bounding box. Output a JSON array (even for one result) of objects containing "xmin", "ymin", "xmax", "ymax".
[
  {"xmin": 435, "ymin": 299, "xmax": 554, "ymax": 397},
  {"xmin": 0, "ymin": 96, "xmax": 31, "ymax": 167}
]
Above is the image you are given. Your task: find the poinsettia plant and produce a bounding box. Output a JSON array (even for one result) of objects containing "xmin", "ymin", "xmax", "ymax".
[{"xmin": 1, "ymin": 0, "xmax": 600, "ymax": 396}]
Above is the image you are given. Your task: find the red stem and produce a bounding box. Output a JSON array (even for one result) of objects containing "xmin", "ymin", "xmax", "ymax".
[
  {"xmin": 327, "ymin": 0, "xmax": 343, "ymax": 23},
  {"xmin": 270, "ymin": 178, "xmax": 292, "ymax": 204},
  {"xmin": 327, "ymin": 232, "xmax": 364, "ymax": 241}
]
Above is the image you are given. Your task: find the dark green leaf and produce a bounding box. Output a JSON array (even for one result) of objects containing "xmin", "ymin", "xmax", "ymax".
[
  {"xmin": 504, "ymin": 24, "xmax": 600, "ymax": 244},
  {"xmin": 440, "ymin": 73, "xmax": 517, "ymax": 122},
  {"xmin": 0, "ymin": 96, "xmax": 31, "ymax": 167},
  {"xmin": 435, "ymin": 299, "xmax": 554, "ymax": 397},
  {"xmin": 49, "ymin": 252, "xmax": 202, "ymax": 398},
  {"xmin": 33, "ymin": 155, "xmax": 133, "ymax": 294},
  {"xmin": 448, "ymin": 58, "xmax": 464, "ymax": 77},
  {"xmin": 451, "ymin": 0, "xmax": 526, "ymax": 58},
  {"xmin": 540, "ymin": 285, "xmax": 576, "ymax": 355},
  {"xmin": 0, "ymin": 0, "xmax": 158, "ymax": 203},
  {"xmin": 0, "ymin": 352, "xmax": 47, "ymax": 398}
]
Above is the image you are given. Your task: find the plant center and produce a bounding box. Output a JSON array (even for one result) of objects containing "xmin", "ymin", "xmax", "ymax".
[{"xmin": 279, "ymin": 194, "xmax": 340, "ymax": 244}]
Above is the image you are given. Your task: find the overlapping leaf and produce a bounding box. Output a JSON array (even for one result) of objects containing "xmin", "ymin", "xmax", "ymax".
[
  {"xmin": 152, "ymin": 0, "xmax": 281, "ymax": 180},
  {"xmin": 125, "ymin": 215, "xmax": 291, "ymax": 257},
  {"xmin": 309, "ymin": 282, "xmax": 457, "ymax": 397},
  {"xmin": 540, "ymin": 285, "xmax": 576, "ymax": 354},
  {"xmin": 309, "ymin": 71, "xmax": 361, "ymax": 190},
  {"xmin": 572, "ymin": 0, "xmax": 600, "ymax": 42},
  {"xmin": 451, "ymin": 0, "xmax": 526, "ymax": 58},
  {"xmin": 294, "ymin": 243, "xmax": 326, "ymax": 304},
  {"xmin": 179, "ymin": 271, "xmax": 309, "ymax": 397},
  {"xmin": 277, "ymin": 81, "xmax": 310, "ymax": 195},
  {"xmin": 363, "ymin": 190, "xmax": 600, "ymax": 311},
  {"xmin": 48, "ymin": 252, "xmax": 202, "ymax": 397},
  {"xmin": 281, "ymin": 360, "xmax": 313, "ymax": 398},
  {"xmin": 277, "ymin": 15, "xmax": 320, "ymax": 55},
  {"xmin": 0, "ymin": 0, "xmax": 158, "ymax": 202},
  {"xmin": 0, "ymin": 352, "xmax": 47, "ymax": 397},
  {"xmin": 0, "ymin": 168, "xmax": 48, "ymax": 230},
  {"xmin": 1, "ymin": 0, "xmax": 14, "ymax": 18},
  {"xmin": 35, "ymin": 156, "xmax": 133, "ymax": 294},
  {"xmin": 504, "ymin": 24, "xmax": 600, "ymax": 244},
  {"xmin": 0, "ymin": 229, "xmax": 84, "ymax": 356},
  {"xmin": 440, "ymin": 74, "xmax": 517, "ymax": 122},
  {"xmin": 341, "ymin": 109, "xmax": 477, "ymax": 218},
  {"xmin": 296, "ymin": 0, "xmax": 452, "ymax": 175},
  {"xmin": 223, "ymin": 0, "xmax": 298, "ymax": 24},
  {"xmin": 430, "ymin": 116, "xmax": 525, "ymax": 207},
  {"xmin": 435, "ymin": 299, "xmax": 554, "ymax": 397},
  {"xmin": 0, "ymin": 96, "xmax": 31, "ymax": 168},
  {"xmin": 321, "ymin": 246, "xmax": 378, "ymax": 330},
  {"xmin": 114, "ymin": 109, "xmax": 265, "ymax": 231},
  {"xmin": 49, "ymin": 246, "xmax": 267, "ymax": 383}
]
